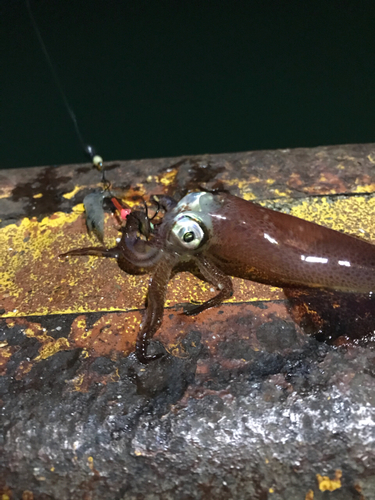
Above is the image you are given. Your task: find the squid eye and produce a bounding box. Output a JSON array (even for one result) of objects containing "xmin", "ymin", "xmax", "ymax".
[
  {"xmin": 183, "ymin": 231, "xmax": 195, "ymax": 243},
  {"xmin": 171, "ymin": 215, "xmax": 206, "ymax": 250}
]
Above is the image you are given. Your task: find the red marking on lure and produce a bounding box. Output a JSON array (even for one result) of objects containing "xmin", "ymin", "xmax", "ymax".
[{"xmin": 111, "ymin": 198, "xmax": 131, "ymax": 220}]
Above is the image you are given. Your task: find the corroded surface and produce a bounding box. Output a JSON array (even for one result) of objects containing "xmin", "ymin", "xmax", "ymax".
[{"xmin": 1, "ymin": 143, "xmax": 375, "ymax": 499}]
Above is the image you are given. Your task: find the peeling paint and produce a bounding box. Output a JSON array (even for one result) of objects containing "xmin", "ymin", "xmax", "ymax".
[
  {"xmin": 316, "ymin": 470, "xmax": 342, "ymax": 492},
  {"xmin": 159, "ymin": 168, "xmax": 178, "ymax": 186},
  {"xmin": 62, "ymin": 185, "xmax": 84, "ymax": 199}
]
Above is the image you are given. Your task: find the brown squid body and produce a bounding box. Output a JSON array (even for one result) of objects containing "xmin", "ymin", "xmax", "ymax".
[
  {"xmin": 193, "ymin": 193, "xmax": 375, "ymax": 292},
  {"xmin": 64, "ymin": 192, "xmax": 375, "ymax": 363}
]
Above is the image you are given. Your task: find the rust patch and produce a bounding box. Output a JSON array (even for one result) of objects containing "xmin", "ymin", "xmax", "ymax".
[
  {"xmin": 1, "ymin": 300, "xmax": 300, "ymax": 384},
  {"xmin": 288, "ymin": 171, "xmax": 348, "ymax": 195},
  {"xmin": 69, "ymin": 313, "xmax": 138, "ymax": 357},
  {"xmin": 11, "ymin": 166, "xmax": 72, "ymax": 219},
  {"xmin": 285, "ymin": 287, "xmax": 375, "ymax": 344}
]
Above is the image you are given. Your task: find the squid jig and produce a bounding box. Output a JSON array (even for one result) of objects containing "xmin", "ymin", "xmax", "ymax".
[{"xmin": 26, "ymin": 0, "xmax": 130, "ymax": 240}]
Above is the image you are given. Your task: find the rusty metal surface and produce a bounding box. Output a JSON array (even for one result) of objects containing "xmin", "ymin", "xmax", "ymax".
[{"xmin": 1, "ymin": 143, "xmax": 375, "ymax": 500}]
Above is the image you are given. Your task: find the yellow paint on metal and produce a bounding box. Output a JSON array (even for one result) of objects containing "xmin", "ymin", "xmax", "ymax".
[
  {"xmin": 272, "ymin": 188, "xmax": 292, "ymax": 198},
  {"xmin": 0, "ymin": 344, "xmax": 11, "ymax": 356},
  {"xmin": 72, "ymin": 203, "xmax": 85, "ymax": 213},
  {"xmin": 224, "ymin": 178, "xmax": 294, "ymax": 199},
  {"xmin": 19, "ymin": 319, "xmax": 71, "ymax": 361},
  {"xmin": 71, "ymin": 373, "xmax": 86, "ymax": 392},
  {"xmin": 0, "ymin": 210, "xmax": 84, "ymax": 315},
  {"xmin": 109, "ymin": 367, "xmax": 120, "ymax": 382},
  {"xmin": 242, "ymin": 192, "xmax": 257, "ymax": 201},
  {"xmin": 288, "ymin": 195, "xmax": 375, "ymax": 241},
  {"xmin": 0, "ymin": 188, "xmax": 12, "ymax": 200},
  {"xmin": 62, "ymin": 185, "xmax": 83, "ymax": 199},
  {"xmin": 353, "ymin": 183, "xmax": 375, "ymax": 193},
  {"xmin": 0, "ymin": 345, "xmax": 14, "ymax": 373},
  {"xmin": 34, "ymin": 337, "xmax": 71, "ymax": 361},
  {"xmin": 159, "ymin": 168, "xmax": 178, "ymax": 186},
  {"xmin": 316, "ymin": 470, "xmax": 342, "ymax": 492},
  {"xmin": 223, "ymin": 178, "xmax": 258, "ymax": 195}
]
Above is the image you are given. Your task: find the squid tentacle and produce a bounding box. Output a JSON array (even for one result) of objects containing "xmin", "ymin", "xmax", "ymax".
[
  {"xmin": 114, "ymin": 210, "xmax": 161, "ymax": 268},
  {"xmin": 152, "ymin": 195, "xmax": 178, "ymax": 213},
  {"xmin": 60, "ymin": 246, "xmax": 119, "ymax": 259},
  {"xmin": 121, "ymin": 239, "xmax": 160, "ymax": 267},
  {"xmin": 136, "ymin": 254, "xmax": 179, "ymax": 364},
  {"xmin": 184, "ymin": 255, "xmax": 234, "ymax": 316}
]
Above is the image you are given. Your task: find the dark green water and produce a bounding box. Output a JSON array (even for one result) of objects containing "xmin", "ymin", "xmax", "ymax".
[{"xmin": 2, "ymin": 0, "xmax": 375, "ymax": 169}]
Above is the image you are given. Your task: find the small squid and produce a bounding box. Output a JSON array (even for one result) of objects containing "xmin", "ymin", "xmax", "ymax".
[{"xmin": 63, "ymin": 192, "xmax": 375, "ymax": 363}]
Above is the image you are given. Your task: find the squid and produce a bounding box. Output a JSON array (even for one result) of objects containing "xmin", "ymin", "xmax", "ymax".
[{"xmin": 62, "ymin": 192, "xmax": 375, "ymax": 363}]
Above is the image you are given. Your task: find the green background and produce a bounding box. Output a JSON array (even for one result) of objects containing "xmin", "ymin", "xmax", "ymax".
[{"xmin": 2, "ymin": 0, "xmax": 375, "ymax": 169}]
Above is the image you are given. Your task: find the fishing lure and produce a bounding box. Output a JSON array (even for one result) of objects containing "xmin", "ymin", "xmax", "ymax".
[
  {"xmin": 63, "ymin": 191, "xmax": 375, "ymax": 364},
  {"xmin": 26, "ymin": 0, "xmax": 117, "ymax": 241}
]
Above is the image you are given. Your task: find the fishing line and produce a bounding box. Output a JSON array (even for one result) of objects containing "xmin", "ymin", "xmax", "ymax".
[{"xmin": 25, "ymin": 0, "xmax": 105, "ymax": 178}]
